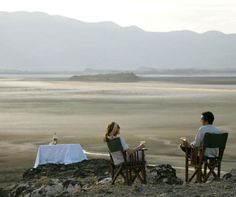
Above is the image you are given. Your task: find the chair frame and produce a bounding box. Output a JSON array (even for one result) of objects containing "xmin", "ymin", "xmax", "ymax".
[
  {"xmin": 185, "ymin": 147, "xmax": 204, "ymax": 183},
  {"xmin": 106, "ymin": 137, "xmax": 147, "ymax": 186},
  {"xmin": 202, "ymin": 133, "xmax": 228, "ymax": 182},
  {"xmin": 185, "ymin": 132, "xmax": 228, "ymax": 183}
]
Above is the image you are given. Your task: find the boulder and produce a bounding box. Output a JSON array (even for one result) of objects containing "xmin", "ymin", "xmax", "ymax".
[
  {"xmin": 223, "ymin": 169, "xmax": 236, "ymax": 182},
  {"xmin": 149, "ymin": 164, "xmax": 183, "ymax": 185}
]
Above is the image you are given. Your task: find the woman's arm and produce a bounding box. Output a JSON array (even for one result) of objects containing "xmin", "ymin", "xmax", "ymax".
[
  {"xmin": 126, "ymin": 143, "xmax": 145, "ymax": 155},
  {"xmin": 120, "ymin": 137, "xmax": 145, "ymax": 155}
]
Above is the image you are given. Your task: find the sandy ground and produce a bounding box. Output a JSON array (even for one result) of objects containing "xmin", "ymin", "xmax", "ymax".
[{"xmin": 0, "ymin": 77, "xmax": 236, "ymax": 186}]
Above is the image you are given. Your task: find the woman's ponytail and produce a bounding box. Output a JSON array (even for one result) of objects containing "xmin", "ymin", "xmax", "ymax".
[{"xmin": 104, "ymin": 122, "xmax": 115, "ymax": 142}]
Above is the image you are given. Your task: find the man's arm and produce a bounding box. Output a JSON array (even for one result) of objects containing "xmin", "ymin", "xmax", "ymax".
[{"xmin": 191, "ymin": 127, "xmax": 203, "ymax": 148}]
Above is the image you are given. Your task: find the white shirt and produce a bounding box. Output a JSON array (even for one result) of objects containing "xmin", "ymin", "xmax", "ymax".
[
  {"xmin": 110, "ymin": 137, "xmax": 129, "ymax": 165},
  {"xmin": 191, "ymin": 125, "xmax": 221, "ymax": 157}
]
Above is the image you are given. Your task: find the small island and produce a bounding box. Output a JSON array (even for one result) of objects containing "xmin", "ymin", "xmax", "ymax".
[{"xmin": 70, "ymin": 72, "xmax": 141, "ymax": 82}]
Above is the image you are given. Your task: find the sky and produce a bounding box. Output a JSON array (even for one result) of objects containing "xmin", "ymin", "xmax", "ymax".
[{"xmin": 0, "ymin": 0, "xmax": 236, "ymax": 33}]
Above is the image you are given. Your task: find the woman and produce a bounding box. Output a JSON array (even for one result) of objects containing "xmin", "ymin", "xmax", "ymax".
[{"xmin": 104, "ymin": 121, "xmax": 145, "ymax": 165}]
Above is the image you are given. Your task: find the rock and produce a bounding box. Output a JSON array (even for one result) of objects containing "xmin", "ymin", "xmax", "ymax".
[
  {"xmin": 98, "ymin": 177, "xmax": 112, "ymax": 185},
  {"xmin": 0, "ymin": 188, "xmax": 8, "ymax": 197},
  {"xmin": 30, "ymin": 185, "xmax": 45, "ymax": 197},
  {"xmin": 149, "ymin": 164, "xmax": 183, "ymax": 185},
  {"xmin": 23, "ymin": 168, "xmax": 41, "ymax": 180},
  {"xmin": 63, "ymin": 179, "xmax": 78, "ymax": 188},
  {"xmin": 3, "ymin": 159, "xmax": 236, "ymax": 196},
  {"xmin": 56, "ymin": 191, "xmax": 71, "ymax": 197},
  {"xmin": 31, "ymin": 184, "xmax": 64, "ymax": 197},
  {"xmin": 16, "ymin": 185, "xmax": 28, "ymax": 196},
  {"xmin": 62, "ymin": 179, "xmax": 81, "ymax": 194},
  {"xmin": 132, "ymin": 185, "xmax": 143, "ymax": 193},
  {"xmin": 23, "ymin": 159, "xmax": 110, "ymax": 180},
  {"xmin": 8, "ymin": 183, "xmax": 30, "ymax": 197},
  {"xmin": 230, "ymin": 169, "xmax": 236, "ymax": 176},
  {"xmin": 223, "ymin": 173, "xmax": 232, "ymax": 180},
  {"xmin": 223, "ymin": 169, "xmax": 236, "ymax": 182},
  {"xmin": 159, "ymin": 193, "xmax": 169, "ymax": 197}
]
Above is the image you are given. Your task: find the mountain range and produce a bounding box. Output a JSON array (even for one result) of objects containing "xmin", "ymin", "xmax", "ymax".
[{"xmin": 0, "ymin": 11, "xmax": 236, "ymax": 72}]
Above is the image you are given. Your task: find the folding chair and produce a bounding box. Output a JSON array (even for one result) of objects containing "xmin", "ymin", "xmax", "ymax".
[
  {"xmin": 202, "ymin": 133, "xmax": 228, "ymax": 182},
  {"xmin": 185, "ymin": 132, "xmax": 228, "ymax": 183},
  {"xmin": 185, "ymin": 146, "xmax": 204, "ymax": 183},
  {"xmin": 106, "ymin": 137, "xmax": 147, "ymax": 185}
]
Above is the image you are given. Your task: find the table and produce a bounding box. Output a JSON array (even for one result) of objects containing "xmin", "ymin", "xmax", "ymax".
[{"xmin": 34, "ymin": 144, "xmax": 88, "ymax": 168}]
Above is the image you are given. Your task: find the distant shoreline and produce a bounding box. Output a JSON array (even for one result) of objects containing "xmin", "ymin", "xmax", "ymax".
[
  {"xmin": 1, "ymin": 72, "xmax": 236, "ymax": 77},
  {"xmin": 1, "ymin": 72, "xmax": 236, "ymax": 84}
]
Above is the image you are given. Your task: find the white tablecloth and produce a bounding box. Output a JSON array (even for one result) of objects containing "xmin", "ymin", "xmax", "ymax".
[{"xmin": 34, "ymin": 144, "xmax": 88, "ymax": 168}]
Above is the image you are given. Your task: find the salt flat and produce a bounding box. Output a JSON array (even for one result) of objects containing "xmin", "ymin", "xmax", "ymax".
[{"xmin": 0, "ymin": 77, "xmax": 236, "ymax": 186}]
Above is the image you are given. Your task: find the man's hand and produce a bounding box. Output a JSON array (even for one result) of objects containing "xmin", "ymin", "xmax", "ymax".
[{"xmin": 180, "ymin": 137, "xmax": 191, "ymax": 147}]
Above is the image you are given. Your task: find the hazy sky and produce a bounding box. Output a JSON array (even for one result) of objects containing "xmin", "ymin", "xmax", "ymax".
[{"xmin": 0, "ymin": 0, "xmax": 236, "ymax": 33}]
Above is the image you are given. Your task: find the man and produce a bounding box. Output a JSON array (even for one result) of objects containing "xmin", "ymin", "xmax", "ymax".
[{"xmin": 180, "ymin": 111, "xmax": 221, "ymax": 158}]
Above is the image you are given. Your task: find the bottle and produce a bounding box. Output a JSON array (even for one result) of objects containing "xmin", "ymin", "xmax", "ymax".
[{"xmin": 51, "ymin": 133, "xmax": 58, "ymax": 145}]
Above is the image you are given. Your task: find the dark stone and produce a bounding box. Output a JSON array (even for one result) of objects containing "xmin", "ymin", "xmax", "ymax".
[
  {"xmin": 223, "ymin": 173, "xmax": 232, "ymax": 180},
  {"xmin": 74, "ymin": 169, "xmax": 91, "ymax": 178},
  {"xmin": 150, "ymin": 164, "xmax": 183, "ymax": 185},
  {"xmin": 223, "ymin": 169, "xmax": 236, "ymax": 182},
  {"xmin": 105, "ymin": 189, "xmax": 113, "ymax": 194},
  {"xmin": 0, "ymin": 188, "xmax": 9, "ymax": 197},
  {"xmin": 132, "ymin": 186, "xmax": 143, "ymax": 193},
  {"xmin": 62, "ymin": 179, "xmax": 78, "ymax": 188},
  {"xmin": 15, "ymin": 186, "xmax": 27, "ymax": 197},
  {"xmin": 23, "ymin": 159, "xmax": 110, "ymax": 180},
  {"xmin": 23, "ymin": 168, "xmax": 42, "ymax": 180},
  {"xmin": 55, "ymin": 191, "xmax": 71, "ymax": 197}
]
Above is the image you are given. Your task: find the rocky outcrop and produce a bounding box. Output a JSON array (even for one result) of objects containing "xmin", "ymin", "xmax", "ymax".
[
  {"xmin": 2, "ymin": 159, "xmax": 111, "ymax": 197},
  {"xmin": 149, "ymin": 164, "xmax": 183, "ymax": 185},
  {"xmin": 0, "ymin": 159, "xmax": 236, "ymax": 197},
  {"xmin": 23, "ymin": 159, "xmax": 110, "ymax": 180}
]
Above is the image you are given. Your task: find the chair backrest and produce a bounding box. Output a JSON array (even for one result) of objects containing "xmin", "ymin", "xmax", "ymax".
[
  {"xmin": 203, "ymin": 133, "xmax": 228, "ymax": 148},
  {"xmin": 106, "ymin": 137, "xmax": 123, "ymax": 153}
]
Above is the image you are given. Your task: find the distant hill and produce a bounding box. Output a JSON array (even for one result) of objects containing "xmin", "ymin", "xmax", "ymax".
[
  {"xmin": 70, "ymin": 72, "xmax": 140, "ymax": 82},
  {"xmin": 0, "ymin": 11, "xmax": 236, "ymax": 72}
]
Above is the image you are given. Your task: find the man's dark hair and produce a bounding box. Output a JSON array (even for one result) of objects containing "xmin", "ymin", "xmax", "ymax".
[{"xmin": 201, "ymin": 111, "xmax": 214, "ymax": 124}]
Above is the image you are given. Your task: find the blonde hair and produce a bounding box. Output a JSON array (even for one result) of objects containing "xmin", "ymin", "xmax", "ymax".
[{"xmin": 104, "ymin": 122, "xmax": 120, "ymax": 142}]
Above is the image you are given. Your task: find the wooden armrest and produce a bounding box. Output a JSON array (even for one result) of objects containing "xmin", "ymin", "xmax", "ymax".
[{"xmin": 141, "ymin": 148, "xmax": 148, "ymax": 151}]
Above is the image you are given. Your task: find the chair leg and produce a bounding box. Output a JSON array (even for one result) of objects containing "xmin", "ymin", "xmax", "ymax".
[
  {"xmin": 185, "ymin": 154, "xmax": 189, "ymax": 182},
  {"xmin": 111, "ymin": 164, "xmax": 115, "ymax": 179},
  {"xmin": 204, "ymin": 163, "xmax": 217, "ymax": 182},
  {"xmin": 218, "ymin": 162, "xmax": 221, "ymax": 178},
  {"xmin": 197, "ymin": 165, "xmax": 203, "ymax": 183},
  {"xmin": 203, "ymin": 161, "xmax": 209, "ymax": 182},
  {"xmin": 125, "ymin": 168, "xmax": 131, "ymax": 186},
  {"xmin": 197, "ymin": 168, "xmax": 203, "ymax": 183},
  {"xmin": 142, "ymin": 166, "xmax": 147, "ymax": 184},
  {"xmin": 128, "ymin": 169, "xmax": 132, "ymax": 184},
  {"xmin": 189, "ymin": 167, "xmax": 199, "ymax": 182},
  {"xmin": 185, "ymin": 167, "xmax": 189, "ymax": 182},
  {"xmin": 112, "ymin": 166, "xmax": 122, "ymax": 185},
  {"xmin": 204, "ymin": 162, "xmax": 207, "ymax": 179},
  {"xmin": 209, "ymin": 160, "xmax": 218, "ymax": 178},
  {"xmin": 132, "ymin": 167, "xmax": 142, "ymax": 183}
]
